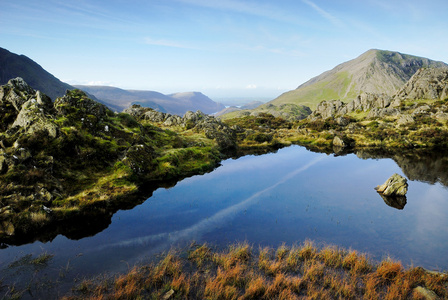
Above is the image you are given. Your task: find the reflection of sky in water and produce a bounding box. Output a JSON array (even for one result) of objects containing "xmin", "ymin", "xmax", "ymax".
[{"xmin": 1, "ymin": 145, "xmax": 448, "ymax": 282}]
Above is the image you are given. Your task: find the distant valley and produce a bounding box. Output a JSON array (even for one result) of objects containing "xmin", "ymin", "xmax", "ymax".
[
  {"xmin": 76, "ymin": 85, "xmax": 225, "ymax": 115},
  {"xmin": 0, "ymin": 47, "xmax": 225, "ymax": 116}
]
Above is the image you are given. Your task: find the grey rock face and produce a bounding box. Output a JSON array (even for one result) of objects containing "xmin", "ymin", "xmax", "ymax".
[
  {"xmin": 310, "ymin": 93, "xmax": 393, "ymax": 120},
  {"xmin": 311, "ymin": 100, "xmax": 344, "ymax": 119},
  {"xmin": 395, "ymin": 67, "xmax": 448, "ymax": 100},
  {"xmin": 376, "ymin": 173, "xmax": 408, "ymax": 196},
  {"xmin": 12, "ymin": 99, "xmax": 58, "ymax": 138}
]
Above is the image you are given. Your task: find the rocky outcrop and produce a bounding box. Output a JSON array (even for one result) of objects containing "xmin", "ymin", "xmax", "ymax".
[
  {"xmin": 395, "ymin": 67, "xmax": 448, "ymax": 101},
  {"xmin": 376, "ymin": 173, "xmax": 408, "ymax": 196},
  {"xmin": 125, "ymin": 105, "xmax": 237, "ymax": 151},
  {"xmin": 310, "ymin": 92, "xmax": 393, "ymax": 120}
]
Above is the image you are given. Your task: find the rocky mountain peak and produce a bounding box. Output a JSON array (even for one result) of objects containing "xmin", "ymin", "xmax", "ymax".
[{"xmin": 270, "ymin": 49, "xmax": 448, "ymax": 110}]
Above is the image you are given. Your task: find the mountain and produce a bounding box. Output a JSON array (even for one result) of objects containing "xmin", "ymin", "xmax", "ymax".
[
  {"xmin": 270, "ymin": 49, "xmax": 448, "ymax": 110},
  {"xmin": 77, "ymin": 86, "xmax": 225, "ymax": 115},
  {"xmin": 0, "ymin": 47, "xmax": 73, "ymax": 100}
]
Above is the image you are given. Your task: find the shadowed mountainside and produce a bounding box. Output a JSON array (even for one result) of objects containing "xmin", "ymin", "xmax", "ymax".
[{"xmin": 0, "ymin": 47, "xmax": 73, "ymax": 100}]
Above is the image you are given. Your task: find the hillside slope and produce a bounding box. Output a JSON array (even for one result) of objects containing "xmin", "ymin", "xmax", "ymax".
[
  {"xmin": 270, "ymin": 49, "xmax": 447, "ymax": 110},
  {"xmin": 0, "ymin": 47, "xmax": 73, "ymax": 100}
]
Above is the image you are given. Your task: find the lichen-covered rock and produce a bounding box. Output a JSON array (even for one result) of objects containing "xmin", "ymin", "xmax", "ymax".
[
  {"xmin": 123, "ymin": 104, "xmax": 153, "ymax": 119},
  {"xmin": 11, "ymin": 99, "xmax": 58, "ymax": 138},
  {"xmin": 376, "ymin": 173, "xmax": 408, "ymax": 196},
  {"xmin": 397, "ymin": 114, "xmax": 415, "ymax": 125},
  {"xmin": 54, "ymin": 89, "xmax": 109, "ymax": 120},
  {"xmin": 366, "ymin": 107, "xmax": 399, "ymax": 119},
  {"xmin": 395, "ymin": 67, "xmax": 448, "ymax": 100},
  {"xmin": 310, "ymin": 100, "xmax": 344, "ymax": 119},
  {"xmin": 163, "ymin": 115, "xmax": 182, "ymax": 126},
  {"xmin": 144, "ymin": 110, "xmax": 167, "ymax": 122},
  {"xmin": 333, "ymin": 136, "xmax": 346, "ymax": 147},
  {"xmin": 413, "ymin": 286, "xmax": 439, "ymax": 300}
]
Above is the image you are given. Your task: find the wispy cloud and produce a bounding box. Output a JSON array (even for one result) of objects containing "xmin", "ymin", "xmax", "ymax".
[
  {"xmin": 302, "ymin": 0, "xmax": 344, "ymax": 27},
  {"xmin": 96, "ymin": 156, "xmax": 326, "ymax": 250}
]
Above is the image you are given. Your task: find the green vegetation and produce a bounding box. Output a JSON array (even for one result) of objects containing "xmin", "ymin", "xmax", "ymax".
[
  {"xmin": 56, "ymin": 242, "xmax": 447, "ymax": 299},
  {"xmin": 0, "ymin": 87, "xmax": 224, "ymax": 241}
]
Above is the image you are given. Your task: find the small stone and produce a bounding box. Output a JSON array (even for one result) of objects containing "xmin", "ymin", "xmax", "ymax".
[
  {"xmin": 413, "ymin": 286, "xmax": 439, "ymax": 300},
  {"xmin": 333, "ymin": 136, "xmax": 346, "ymax": 147},
  {"xmin": 376, "ymin": 173, "xmax": 408, "ymax": 196},
  {"xmin": 162, "ymin": 289, "xmax": 175, "ymax": 300}
]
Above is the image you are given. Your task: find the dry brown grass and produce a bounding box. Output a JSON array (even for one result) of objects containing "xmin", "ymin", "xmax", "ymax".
[{"xmin": 62, "ymin": 241, "xmax": 448, "ymax": 300}]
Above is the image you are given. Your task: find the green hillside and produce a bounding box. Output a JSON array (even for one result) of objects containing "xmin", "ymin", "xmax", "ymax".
[{"xmin": 269, "ymin": 49, "xmax": 448, "ymax": 110}]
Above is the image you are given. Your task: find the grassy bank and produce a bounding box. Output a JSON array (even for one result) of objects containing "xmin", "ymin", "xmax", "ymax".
[{"xmin": 37, "ymin": 241, "xmax": 446, "ymax": 299}]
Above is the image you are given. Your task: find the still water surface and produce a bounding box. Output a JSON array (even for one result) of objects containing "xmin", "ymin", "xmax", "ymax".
[{"xmin": 1, "ymin": 145, "xmax": 448, "ymax": 291}]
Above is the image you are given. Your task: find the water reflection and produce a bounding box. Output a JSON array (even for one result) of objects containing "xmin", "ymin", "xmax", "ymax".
[
  {"xmin": 99, "ymin": 156, "xmax": 326, "ymax": 251},
  {"xmin": 356, "ymin": 149, "xmax": 448, "ymax": 187},
  {"xmin": 1, "ymin": 145, "xmax": 448, "ymax": 282},
  {"xmin": 377, "ymin": 194, "xmax": 407, "ymax": 210}
]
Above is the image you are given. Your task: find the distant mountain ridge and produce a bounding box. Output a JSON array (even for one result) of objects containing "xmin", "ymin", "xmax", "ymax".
[
  {"xmin": 0, "ymin": 47, "xmax": 73, "ymax": 100},
  {"xmin": 270, "ymin": 49, "xmax": 448, "ymax": 109},
  {"xmin": 0, "ymin": 47, "xmax": 224, "ymax": 115},
  {"xmin": 76, "ymin": 85, "xmax": 225, "ymax": 115}
]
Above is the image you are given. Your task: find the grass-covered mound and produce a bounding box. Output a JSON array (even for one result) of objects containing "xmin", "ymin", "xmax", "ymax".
[{"xmin": 0, "ymin": 79, "xmax": 225, "ymax": 242}]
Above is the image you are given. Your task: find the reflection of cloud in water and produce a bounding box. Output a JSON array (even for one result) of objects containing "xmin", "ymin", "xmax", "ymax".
[{"xmin": 97, "ymin": 156, "xmax": 326, "ymax": 251}]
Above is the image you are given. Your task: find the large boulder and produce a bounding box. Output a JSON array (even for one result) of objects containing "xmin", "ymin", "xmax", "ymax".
[
  {"xmin": 376, "ymin": 173, "xmax": 408, "ymax": 196},
  {"xmin": 11, "ymin": 98, "xmax": 58, "ymax": 138},
  {"xmin": 310, "ymin": 100, "xmax": 344, "ymax": 119},
  {"xmin": 395, "ymin": 67, "xmax": 448, "ymax": 100}
]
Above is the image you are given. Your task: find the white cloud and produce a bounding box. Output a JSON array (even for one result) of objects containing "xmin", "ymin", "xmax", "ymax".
[
  {"xmin": 246, "ymin": 84, "xmax": 257, "ymax": 89},
  {"xmin": 66, "ymin": 79, "xmax": 115, "ymax": 86}
]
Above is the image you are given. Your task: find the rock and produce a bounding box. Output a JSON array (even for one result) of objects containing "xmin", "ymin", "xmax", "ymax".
[
  {"xmin": 1, "ymin": 221, "xmax": 15, "ymax": 236},
  {"xmin": 311, "ymin": 100, "xmax": 344, "ymax": 119},
  {"xmin": 397, "ymin": 114, "xmax": 415, "ymax": 125},
  {"xmin": 341, "ymin": 92, "xmax": 392, "ymax": 114},
  {"xmin": 333, "ymin": 136, "xmax": 346, "ymax": 147},
  {"xmin": 378, "ymin": 193, "xmax": 407, "ymax": 209},
  {"xmin": 11, "ymin": 99, "xmax": 59, "ymax": 138},
  {"xmin": 412, "ymin": 104, "xmax": 431, "ymax": 116},
  {"xmin": 395, "ymin": 67, "xmax": 448, "ymax": 101},
  {"xmin": 163, "ymin": 115, "xmax": 182, "ymax": 126},
  {"xmin": 183, "ymin": 110, "xmax": 205, "ymax": 123},
  {"xmin": 434, "ymin": 111, "xmax": 448, "ymax": 122},
  {"xmin": 54, "ymin": 89, "xmax": 109, "ymax": 120},
  {"xmin": 376, "ymin": 173, "xmax": 408, "ymax": 196},
  {"xmin": 162, "ymin": 289, "xmax": 175, "ymax": 300},
  {"xmin": 413, "ymin": 286, "xmax": 439, "ymax": 300},
  {"xmin": 367, "ymin": 107, "xmax": 399, "ymax": 119},
  {"xmin": 335, "ymin": 116, "xmax": 350, "ymax": 126},
  {"xmin": 122, "ymin": 144, "xmax": 155, "ymax": 174},
  {"xmin": 144, "ymin": 110, "xmax": 166, "ymax": 122},
  {"xmin": 123, "ymin": 104, "xmax": 151, "ymax": 119}
]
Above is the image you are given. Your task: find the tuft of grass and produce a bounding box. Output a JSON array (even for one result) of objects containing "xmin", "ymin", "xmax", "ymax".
[
  {"xmin": 188, "ymin": 243, "xmax": 212, "ymax": 268},
  {"xmin": 56, "ymin": 241, "xmax": 448, "ymax": 300}
]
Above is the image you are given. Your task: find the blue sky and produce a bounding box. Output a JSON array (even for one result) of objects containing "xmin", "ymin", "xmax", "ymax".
[{"xmin": 1, "ymin": 0, "xmax": 448, "ymax": 99}]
